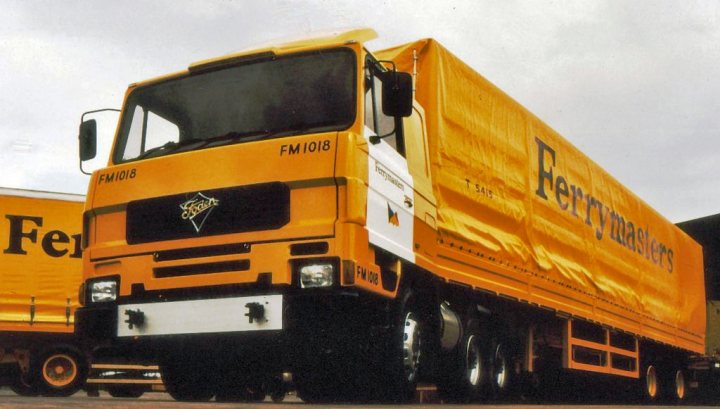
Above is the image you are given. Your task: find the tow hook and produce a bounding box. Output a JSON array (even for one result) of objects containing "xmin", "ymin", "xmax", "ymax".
[
  {"xmin": 245, "ymin": 302, "xmax": 266, "ymax": 324},
  {"xmin": 124, "ymin": 309, "xmax": 145, "ymax": 330}
]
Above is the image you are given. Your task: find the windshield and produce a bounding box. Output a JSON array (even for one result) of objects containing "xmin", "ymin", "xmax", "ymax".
[{"xmin": 113, "ymin": 48, "xmax": 356, "ymax": 163}]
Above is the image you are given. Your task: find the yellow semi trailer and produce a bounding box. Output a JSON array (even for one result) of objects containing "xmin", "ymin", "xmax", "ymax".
[
  {"xmin": 76, "ymin": 29, "xmax": 706, "ymax": 403},
  {"xmin": 0, "ymin": 188, "xmax": 86, "ymax": 396}
]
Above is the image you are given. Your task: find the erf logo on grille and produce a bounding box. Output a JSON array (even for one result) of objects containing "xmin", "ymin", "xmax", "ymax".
[{"xmin": 179, "ymin": 193, "xmax": 219, "ymax": 233}]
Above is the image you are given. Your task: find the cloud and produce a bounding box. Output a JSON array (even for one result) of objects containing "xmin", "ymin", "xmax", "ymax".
[{"xmin": 0, "ymin": 0, "xmax": 718, "ymax": 221}]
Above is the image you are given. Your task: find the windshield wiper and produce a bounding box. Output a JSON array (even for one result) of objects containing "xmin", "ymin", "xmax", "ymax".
[
  {"xmin": 135, "ymin": 137, "xmax": 204, "ymax": 160},
  {"xmin": 212, "ymin": 130, "xmax": 273, "ymax": 143},
  {"xmin": 135, "ymin": 141, "xmax": 178, "ymax": 160},
  {"xmin": 189, "ymin": 130, "xmax": 274, "ymax": 151},
  {"xmin": 135, "ymin": 130, "xmax": 274, "ymax": 160}
]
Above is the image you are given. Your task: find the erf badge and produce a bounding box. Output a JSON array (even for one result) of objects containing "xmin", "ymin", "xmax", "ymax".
[{"xmin": 180, "ymin": 192, "xmax": 219, "ymax": 233}]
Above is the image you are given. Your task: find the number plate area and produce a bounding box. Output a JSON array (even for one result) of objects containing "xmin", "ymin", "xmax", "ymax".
[{"xmin": 117, "ymin": 295, "xmax": 283, "ymax": 337}]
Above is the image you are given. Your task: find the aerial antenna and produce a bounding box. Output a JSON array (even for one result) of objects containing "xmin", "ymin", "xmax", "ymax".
[{"xmin": 412, "ymin": 49, "xmax": 418, "ymax": 96}]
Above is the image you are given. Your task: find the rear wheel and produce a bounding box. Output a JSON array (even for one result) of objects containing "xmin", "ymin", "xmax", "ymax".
[
  {"xmin": 437, "ymin": 319, "xmax": 487, "ymax": 402},
  {"xmin": 490, "ymin": 342, "xmax": 512, "ymax": 398},
  {"xmin": 661, "ymin": 367, "xmax": 686, "ymax": 402},
  {"xmin": 642, "ymin": 364, "xmax": 659, "ymax": 401},
  {"xmin": 673, "ymin": 369, "xmax": 686, "ymax": 401}
]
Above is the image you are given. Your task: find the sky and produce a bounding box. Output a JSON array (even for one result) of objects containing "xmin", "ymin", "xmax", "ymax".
[{"xmin": 1, "ymin": 0, "xmax": 718, "ymax": 223}]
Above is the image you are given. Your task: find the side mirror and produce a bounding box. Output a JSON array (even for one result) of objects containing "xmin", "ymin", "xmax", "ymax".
[
  {"xmin": 380, "ymin": 71, "xmax": 413, "ymax": 118},
  {"xmin": 79, "ymin": 119, "xmax": 98, "ymax": 161}
]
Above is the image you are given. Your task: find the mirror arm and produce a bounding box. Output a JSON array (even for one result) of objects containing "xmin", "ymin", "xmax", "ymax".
[
  {"xmin": 369, "ymin": 126, "xmax": 397, "ymax": 145},
  {"xmin": 81, "ymin": 108, "xmax": 120, "ymax": 122},
  {"xmin": 378, "ymin": 60, "xmax": 399, "ymax": 86}
]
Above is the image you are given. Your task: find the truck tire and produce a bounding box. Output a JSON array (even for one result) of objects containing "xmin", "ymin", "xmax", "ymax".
[
  {"xmin": 437, "ymin": 319, "xmax": 487, "ymax": 402},
  {"xmin": 490, "ymin": 341, "xmax": 512, "ymax": 398},
  {"xmin": 641, "ymin": 364, "xmax": 659, "ymax": 401},
  {"xmin": 160, "ymin": 353, "xmax": 215, "ymax": 402},
  {"xmin": 270, "ymin": 388, "xmax": 286, "ymax": 403},
  {"xmin": 268, "ymin": 376, "xmax": 287, "ymax": 403},
  {"xmin": 294, "ymin": 375, "xmax": 328, "ymax": 403},
  {"xmin": 9, "ymin": 373, "xmax": 40, "ymax": 397},
  {"xmin": 379, "ymin": 288, "xmax": 427, "ymax": 402},
  {"xmin": 660, "ymin": 367, "xmax": 686, "ymax": 402},
  {"xmin": 293, "ymin": 347, "xmax": 360, "ymax": 402},
  {"xmin": 215, "ymin": 379, "xmax": 265, "ymax": 402},
  {"xmin": 672, "ymin": 369, "xmax": 686, "ymax": 401},
  {"xmin": 36, "ymin": 346, "xmax": 87, "ymax": 397}
]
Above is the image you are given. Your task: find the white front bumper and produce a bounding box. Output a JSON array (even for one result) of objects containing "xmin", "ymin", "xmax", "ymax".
[{"xmin": 117, "ymin": 294, "xmax": 283, "ymax": 337}]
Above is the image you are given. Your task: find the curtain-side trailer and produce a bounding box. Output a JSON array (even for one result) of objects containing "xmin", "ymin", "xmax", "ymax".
[{"xmin": 0, "ymin": 188, "xmax": 86, "ymax": 396}]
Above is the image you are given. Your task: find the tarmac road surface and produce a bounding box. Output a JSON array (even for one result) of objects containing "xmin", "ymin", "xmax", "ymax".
[{"xmin": 0, "ymin": 389, "xmax": 714, "ymax": 409}]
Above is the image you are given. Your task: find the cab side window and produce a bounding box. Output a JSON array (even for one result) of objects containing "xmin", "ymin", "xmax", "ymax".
[{"xmin": 364, "ymin": 58, "xmax": 404, "ymax": 156}]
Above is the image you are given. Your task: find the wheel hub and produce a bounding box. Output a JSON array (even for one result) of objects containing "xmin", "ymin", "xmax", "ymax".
[
  {"xmin": 494, "ymin": 346, "xmax": 507, "ymax": 389},
  {"xmin": 42, "ymin": 354, "xmax": 77, "ymax": 387},
  {"xmin": 675, "ymin": 369, "xmax": 685, "ymax": 399},
  {"xmin": 402, "ymin": 312, "xmax": 421, "ymax": 382},
  {"xmin": 466, "ymin": 335, "xmax": 482, "ymax": 386},
  {"xmin": 646, "ymin": 365, "xmax": 658, "ymax": 398}
]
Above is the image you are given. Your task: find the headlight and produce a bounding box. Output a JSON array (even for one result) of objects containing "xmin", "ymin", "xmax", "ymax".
[
  {"xmin": 90, "ymin": 279, "xmax": 118, "ymax": 303},
  {"xmin": 299, "ymin": 263, "xmax": 334, "ymax": 288}
]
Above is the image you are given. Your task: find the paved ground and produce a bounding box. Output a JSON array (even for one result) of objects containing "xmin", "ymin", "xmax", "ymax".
[{"xmin": 0, "ymin": 389, "xmax": 715, "ymax": 409}]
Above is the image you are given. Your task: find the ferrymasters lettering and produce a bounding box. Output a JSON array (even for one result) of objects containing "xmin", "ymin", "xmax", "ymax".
[
  {"xmin": 280, "ymin": 140, "xmax": 331, "ymax": 156},
  {"xmin": 3, "ymin": 215, "xmax": 81, "ymax": 258},
  {"xmin": 98, "ymin": 168, "xmax": 137, "ymax": 184},
  {"xmin": 374, "ymin": 160, "xmax": 404, "ymax": 191},
  {"xmin": 534, "ymin": 137, "xmax": 674, "ymax": 273}
]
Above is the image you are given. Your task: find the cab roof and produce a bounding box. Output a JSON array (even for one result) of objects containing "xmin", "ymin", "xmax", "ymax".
[{"xmin": 188, "ymin": 28, "xmax": 377, "ymax": 72}]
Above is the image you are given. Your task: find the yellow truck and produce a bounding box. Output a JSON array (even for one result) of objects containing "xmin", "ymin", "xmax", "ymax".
[
  {"xmin": 0, "ymin": 188, "xmax": 86, "ymax": 396},
  {"xmin": 76, "ymin": 29, "xmax": 706, "ymax": 403}
]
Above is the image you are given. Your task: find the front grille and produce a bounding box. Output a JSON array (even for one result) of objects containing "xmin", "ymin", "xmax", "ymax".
[
  {"xmin": 154, "ymin": 243, "xmax": 251, "ymax": 262},
  {"xmin": 126, "ymin": 183, "xmax": 290, "ymax": 245},
  {"xmin": 154, "ymin": 260, "xmax": 250, "ymax": 278}
]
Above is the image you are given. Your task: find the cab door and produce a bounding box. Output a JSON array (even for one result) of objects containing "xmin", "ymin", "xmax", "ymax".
[{"xmin": 363, "ymin": 58, "xmax": 415, "ymax": 264}]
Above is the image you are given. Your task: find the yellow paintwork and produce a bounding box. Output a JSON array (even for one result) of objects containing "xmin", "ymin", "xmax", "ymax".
[
  {"xmin": 190, "ymin": 28, "xmax": 377, "ymax": 71},
  {"xmin": 125, "ymin": 28, "xmax": 377, "ymax": 99},
  {"xmin": 84, "ymin": 29, "xmax": 705, "ymax": 356},
  {"xmin": 0, "ymin": 190, "xmax": 83, "ymax": 334},
  {"xmin": 376, "ymin": 39, "xmax": 705, "ymax": 354}
]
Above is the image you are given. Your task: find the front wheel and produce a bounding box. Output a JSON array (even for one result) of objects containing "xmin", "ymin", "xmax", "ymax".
[
  {"xmin": 376, "ymin": 288, "xmax": 428, "ymax": 402},
  {"xmin": 36, "ymin": 347, "xmax": 87, "ymax": 397},
  {"xmin": 160, "ymin": 353, "xmax": 216, "ymax": 402}
]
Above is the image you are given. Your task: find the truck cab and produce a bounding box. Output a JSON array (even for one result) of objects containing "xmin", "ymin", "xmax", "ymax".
[{"xmin": 76, "ymin": 28, "xmax": 435, "ymax": 402}]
